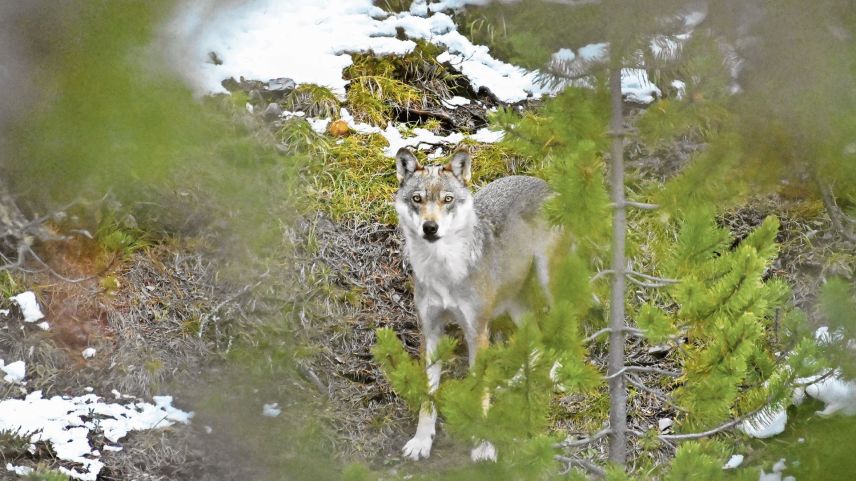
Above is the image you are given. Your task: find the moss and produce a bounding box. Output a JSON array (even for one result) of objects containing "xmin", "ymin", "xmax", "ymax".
[{"xmin": 283, "ymin": 84, "xmax": 340, "ymax": 119}]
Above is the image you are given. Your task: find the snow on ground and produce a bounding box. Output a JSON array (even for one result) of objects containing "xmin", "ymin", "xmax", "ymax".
[
  {"xmin": 167, "ymin": 0, "xmax": 660, "ymax": 104},
  {"xmin": 0, "ymin": 292, "xmax": 193, "ymax": 480},
  {"xmin": 0, "ymin": 391, "xmax": 192, "ymax": 480}
]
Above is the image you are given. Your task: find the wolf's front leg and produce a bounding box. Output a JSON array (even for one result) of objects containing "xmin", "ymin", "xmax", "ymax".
[
  {"xmin": 402, "ymin": 318, "xmax": 442, "ymax": 460},
  {"xmin": 464, "ymin": 314, "xmax": 498, "ymax": 462}
]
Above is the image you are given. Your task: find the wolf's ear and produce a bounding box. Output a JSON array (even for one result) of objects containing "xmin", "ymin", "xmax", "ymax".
[
  {"xmin": 395, "ymin": 148, "xmax": 422, "ymax": 184},
  {"xmin": 446, "ymin": 149, "xmax": 472, "ymax": 185}
]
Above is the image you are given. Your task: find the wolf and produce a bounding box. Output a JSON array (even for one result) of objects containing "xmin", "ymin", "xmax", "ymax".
[{"xmin": 393, "ymin": 147, "xmax": 557, "ymax": 462}]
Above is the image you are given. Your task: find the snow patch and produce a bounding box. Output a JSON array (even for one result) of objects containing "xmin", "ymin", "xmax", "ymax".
[
  {"xmin": 1, "ymin": 360, "xmax": 25, "ymax": 384},
  {"xmin": 262, "ymin": 402, "xmax": 282, "ymax": 417},
  {"xmin": 5, "ymin": 464, "xmax": 33, "ymax": 476},
  {"xmin": 742, "ymin": 408, "xmax": 788, "ymax": 439},
  {"xmin": 723, "ymin": 454, "xmax": 744, "ymax": 469},
  {"xmin": 10, "ymin": 291, "xmax": 44, "ymax": 323}
]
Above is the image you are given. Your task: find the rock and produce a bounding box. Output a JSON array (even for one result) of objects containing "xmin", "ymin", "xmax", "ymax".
[
  {"xmin": 658, "ymin": 418, "xmax": 673, "ymax": 432},
  {"xmin": 267, "ymin": 77, "xmax": 295, "ymax": 93},
  {"xmin": 262, "ymin": 102, "xmax": 283, "ymax": 121},
  {"xmin": 221, "ymin": 77, "xmax": 241, "ymax": 92}
]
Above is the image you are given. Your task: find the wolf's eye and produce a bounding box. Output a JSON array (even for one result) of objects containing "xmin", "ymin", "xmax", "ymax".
[
  {"xmin": 412, "ymin": 194, "xmax": 422, "ymax": 203},
  {"xmin": 443, "ymin": 195, "xmax": 454, "ymax": 203}
]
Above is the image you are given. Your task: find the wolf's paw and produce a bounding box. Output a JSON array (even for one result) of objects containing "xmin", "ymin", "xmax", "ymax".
[
  {"xmin": 402, "ymin": 435, "xmax": 433, "ymax": 460},
  {"xmin": 470, "ymin": 440, "xmax": 497, "ymax": 462}
]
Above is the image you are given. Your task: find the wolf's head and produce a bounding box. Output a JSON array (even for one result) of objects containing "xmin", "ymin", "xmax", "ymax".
[{"xmin": 394, "ymin": 147, "xmax": 474, "ymax": 243}]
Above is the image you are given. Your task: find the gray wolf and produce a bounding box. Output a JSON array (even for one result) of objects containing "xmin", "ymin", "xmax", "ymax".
[{"xmin": 393, "ymin": 147, "xmax": 557, "ymax": 461}]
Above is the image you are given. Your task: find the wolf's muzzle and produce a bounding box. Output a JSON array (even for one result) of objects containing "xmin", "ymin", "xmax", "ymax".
[{"xmin": 422, "ymin": 221, "xmax": 439, "ymax": 241}]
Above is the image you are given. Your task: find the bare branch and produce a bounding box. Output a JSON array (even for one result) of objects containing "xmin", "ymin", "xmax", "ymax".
[
  {"xmin": 818, "ymin": 181, "xmax": 856, "ymax": 242},
  {"xmin": 584, "ymin": 326, "xmax": 643, "ymax": 343},
  {"xmin": 624, "ymin": 201, "xmax": 661, "ymax": 210},
  {"xmin": 556, "ymin": 427, "xmax": 612, "ymax": 448},
  {"xmin": 605, "ymin": 365, "xmax": 682, "ymax": 380},
  {"xmin": 657, "ymin": 404, "xmax": 769, "ymax": 441},
  {"xmin": 590, "ymin": 269, "xmax": 615, "ymax": 283},
  {"xmin": 626, "ymin": 270, "xmax": 679, "ymax": 284},
  {"xmin": 555, "ymin": 454, "xmax": 606, "ymax": 478}
]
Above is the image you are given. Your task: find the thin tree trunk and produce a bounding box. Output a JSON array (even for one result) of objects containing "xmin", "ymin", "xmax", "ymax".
[{"xmin": 606, "ymin": 66, "xmax": 628, "ymax": 466}]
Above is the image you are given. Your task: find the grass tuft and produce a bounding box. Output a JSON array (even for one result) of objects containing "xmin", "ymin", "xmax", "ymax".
[
  {"xmin": 283, "ymin": 84, "xmax": 340, "ymax": 119},
  {"xmin": 276, "ymin": 118, "xmax": 331, "ymax": 158},
  {"xmin": 307, "ymin": 133, "xmax": 399, "ymax": 224},
  {"xmin": 346, "ymin": 76, "xmax": 423, "ymax": 126}
]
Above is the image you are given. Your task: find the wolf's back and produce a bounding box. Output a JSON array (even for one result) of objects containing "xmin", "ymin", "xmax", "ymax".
[{"xmin": 474, "ymin": 176, "xmax": 551, "ymax": 233}]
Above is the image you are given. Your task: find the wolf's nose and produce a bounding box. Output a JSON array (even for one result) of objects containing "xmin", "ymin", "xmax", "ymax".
[{"xmin": 423, "ymin": 221, "xmax": 439, "ymax": 236}]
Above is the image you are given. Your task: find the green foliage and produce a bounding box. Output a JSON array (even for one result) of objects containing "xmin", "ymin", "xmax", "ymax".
[
  {"xmin": 7, "ymin": 0, "xmax": 214, "ymax": 205},
  {"xmin": 666, "ymin": 213, "xmax": 793, "ymax": 430},
  {"xmin": 543, "ymin": 141, "xmax": 611, "ymax": 256},
  {"xmin": 636, "ymin": 303, "xmax": 675, "ymax": 344},
  {"xmin": 492, "ymin": 87, "xmax": 609, "ymax": 158},
  {"xmin": 372, "ymin": 327, "xmax": 458, "ymax": 411},
  {"xmin": 95, "ymin": 211, "xmax": 149, "ymax": 259},
  {"xmin": 663, "ymin": 442, "xmax": 748, "ymax": 481}
]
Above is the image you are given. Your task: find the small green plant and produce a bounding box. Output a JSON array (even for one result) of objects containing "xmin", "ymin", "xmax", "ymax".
[
  {"xmin": 25, "ymin": 468, "xmax": 70, "ymax": 481},
  {"xmin": 0, "ymin": 428, "xmax": 34, "ymax": 460},
  {"xmin": 95, "ymin": 212, "xmax": 148, "ymax": 259}
]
